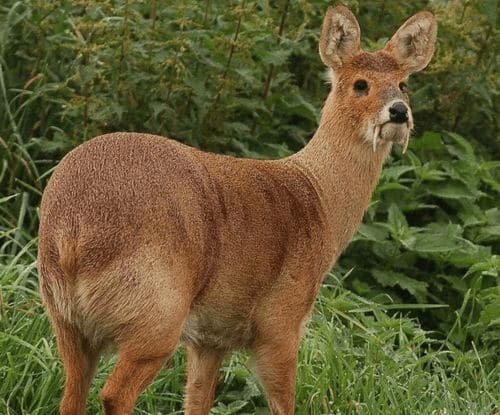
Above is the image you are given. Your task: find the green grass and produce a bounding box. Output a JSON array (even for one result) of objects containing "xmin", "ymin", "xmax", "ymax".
[
  {"xmin": 1, "ymin": 246, "xmax": 498, "ymax": 415},
  {"xmin": 0, "ymin": 1, "xmax": 498, "ymax": 413}
]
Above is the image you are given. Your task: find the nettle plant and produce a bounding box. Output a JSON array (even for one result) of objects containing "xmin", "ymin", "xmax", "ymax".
[
  {"xmin": 0, "ymin": 0, "xmax": 499, "ymax": 349},
  {"xmin": 337, "ymin": 131, "xmax": 500, "ymax": 347}
]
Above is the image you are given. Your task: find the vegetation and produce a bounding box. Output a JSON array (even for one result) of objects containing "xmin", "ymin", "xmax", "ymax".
[
  {"xmin": 1, "ymin": 263, "xmax": 498, "ymax": 414},
  {"xmin": 0, "ymin": 0, "xmax": 498, "ymax": 413}
]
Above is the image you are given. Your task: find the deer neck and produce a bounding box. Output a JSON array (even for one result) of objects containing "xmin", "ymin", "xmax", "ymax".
[{"xmin": 289, "ymin": 106, "xmax": 392, "ymax": 259}]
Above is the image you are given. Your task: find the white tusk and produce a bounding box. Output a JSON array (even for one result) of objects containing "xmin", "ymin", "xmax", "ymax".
[
  {"xmin": 401, "ymin": 134, "xmax": 409, "ymax": 154},
  {"xmin": 373, "ymin": 125, "xmax": 380, "ymax": 152}
]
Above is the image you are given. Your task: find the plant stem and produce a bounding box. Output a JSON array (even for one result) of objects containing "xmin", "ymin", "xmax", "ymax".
[
  {"xmin": 213, "ymin": 0, "xmax": 246, "ymax": 106},
  {"xmin": 262, "ymin": 0, "xmax": 290, "ymax": 100},
  {"xmin": 150, "ymin": 0, "xmax": 157, "ymax": 30},
  {"xmin": 221, "ymin": 1, "xmax": 245, "ymax": 80}
]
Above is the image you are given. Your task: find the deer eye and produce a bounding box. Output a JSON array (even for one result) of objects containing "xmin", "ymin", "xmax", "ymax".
[
  {"xmin": 354, "ymin": 79, "xmax": 369, "ymax": 92},
  {"xmin": 399, "ymin": 82, "xmax": 409, "ymax": 93}
]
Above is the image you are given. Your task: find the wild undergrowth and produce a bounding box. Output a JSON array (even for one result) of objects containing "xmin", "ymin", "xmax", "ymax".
[
  {"xmin": 338, "ymin": 130, "xmax": 500, "ymax": 349},
  {"xmin": 1, "ymin": 0, "xmax": 498, "ymax": 349},
  {"xmin": 0, "ymin": 1, "xmax": 499, "ymax": 413},
  {"xmin": 1, "ymin": 253, "xmax": 498, "ymax": 414}
]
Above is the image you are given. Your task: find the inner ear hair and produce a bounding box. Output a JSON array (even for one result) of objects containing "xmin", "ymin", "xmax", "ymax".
[
  {"xmin": 319, "ymin": 5, "xmax": 361, "ymax": 70},
  {"xmin": 385, "ymin": 11, "xmax": 437, "ymax": 73}
]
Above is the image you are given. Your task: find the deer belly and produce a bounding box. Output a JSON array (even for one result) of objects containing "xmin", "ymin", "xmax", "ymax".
[{"xmin": 181, "ymin": 307, "xmax": 256, "ymax": 351}]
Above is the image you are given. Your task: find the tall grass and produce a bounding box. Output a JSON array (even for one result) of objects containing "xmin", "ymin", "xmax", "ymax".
[
  {"xmin": 1, "ymin": 245, "xmax": 498, "ymax": 414},
  {"xmin": 0, "ymin": 1, "xmax": 499, "ymax": 413}
]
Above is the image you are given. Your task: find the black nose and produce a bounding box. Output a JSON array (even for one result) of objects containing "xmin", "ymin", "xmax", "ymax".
[{"xmin": 389, "ymin": 101, "xmax": 409, "ymax": 124}]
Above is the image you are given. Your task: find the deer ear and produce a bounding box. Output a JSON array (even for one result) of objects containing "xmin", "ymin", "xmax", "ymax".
[
  {"xmin": 384, "ymin": 11, "xmax": 437, "ymax": 73},
  {"xmin": 319, "ymin": 5, "xmax": 361, "ymax": 70}
]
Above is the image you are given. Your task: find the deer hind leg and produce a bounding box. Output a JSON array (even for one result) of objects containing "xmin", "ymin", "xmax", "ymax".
[
  {"xmin": 101, "ymin": 348, "xmax": 171, "ymax": 415},
  {"xmin": 100, "ymin": 309, "xmax": 188, "ymax": 415},
  {"xmin": 73, "ymin": 253, "xmax": 194, "ymax": 414},
  {"xmin": 253, "ymin": 334, "xmax": 300, "ymax": 415},
  {"xmin": 100, "ymin": 330, "xmax": 179, "ymax": 415},
  {"xmin": 184, "ymin": 346, "xmax": 225, "ymax": 415},
  {"xmin": 53, "ymin": 320, "xmax": 102, "ymax": 415}
]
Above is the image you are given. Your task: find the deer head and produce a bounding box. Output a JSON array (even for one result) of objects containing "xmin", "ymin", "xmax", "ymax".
[{"xmin": 319, "ymin": 5, "xmax": 437, "ymax": 153}]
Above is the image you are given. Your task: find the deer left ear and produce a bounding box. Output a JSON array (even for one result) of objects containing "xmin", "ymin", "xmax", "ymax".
[
  {"xmin": 319, "ymin": 5, "xmax": 361, "ymax": 71},
  {"xmin": 384, "ymin": 11, "xmax": 437, "ymax": 73}
]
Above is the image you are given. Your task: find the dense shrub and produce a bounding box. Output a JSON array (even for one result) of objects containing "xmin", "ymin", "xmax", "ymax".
[{"xmin": 0, "ymin": 0, "xmax": 498, "ymax": 351}]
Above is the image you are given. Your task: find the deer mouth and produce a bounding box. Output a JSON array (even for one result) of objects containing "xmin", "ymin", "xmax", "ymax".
[{"xmin": 370, "ymin": 121, "xmax": 411, "ymax": 153}]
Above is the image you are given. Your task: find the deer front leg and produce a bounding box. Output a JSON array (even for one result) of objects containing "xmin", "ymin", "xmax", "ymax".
[
  {"xmin": 253, "ymin": 334, "xmax": 300, "ymax": 415},
  {"xmin": 184, "ymin": 346, "xmax": 225, "ymax": 415}
]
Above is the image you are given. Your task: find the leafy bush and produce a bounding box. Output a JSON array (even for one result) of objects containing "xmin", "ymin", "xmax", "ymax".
[
  {"xmin": 1, "ymin": 255, "xmax": 498, "ymax": 413},
  {"xmin": 0, "ymin": 0, "xmax": 498, "ymax": 351},
  {"xmin": 339, "ymin": 131, "xmax": 500, "ymax": 348}
]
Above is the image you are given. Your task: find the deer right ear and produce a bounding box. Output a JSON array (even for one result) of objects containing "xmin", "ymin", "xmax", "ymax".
[
  {"xmin": 319, "ymin": 5, "xmax": 361, "ymax": 70},
  {"xmin": 384, "ymin": 11, "xmax": 437, "ymax": 73}
]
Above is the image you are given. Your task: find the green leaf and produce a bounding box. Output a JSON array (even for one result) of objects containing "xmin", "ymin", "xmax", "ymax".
[
  {"xmin": 444, "ymin": 132, "xmax": 476, "ymax": 163},
  {"xmin": 401, "ymin": 224, "xmax": 462, "ymax": 253},
  {"xmin": 476, "ymin": 0, "xmax": 497, "ymax": 27},
  {"xmin": 486, "ymin": 208, "xmax": 500, "ymax": 224},
  {"xmin": 458, "ymin": 200, "xmax": 487, "ymax": 227},
  {"xmin": 261, "ymin": 48, "xmax": 291, "ymax": 66},
  {"xmin": 426, "ymin": 180, "xmax": 482, "ymax": 200},
  {"xmin": 474, "ymin": 225, "xmax": 500, "ymax": 243},
  {"xmin": 277, "ymin": 92, "xmax": 319, "ymax": 122},
  {"xmin": 415, "ymin": 163, "xmax": 448, "ymax": 182},
  {"xmin": 376, "ymin": 183, "xmax": 410, "ymax": 193},
  {"xmin": 464, "ymin": 256, "xmax": 500, "ymax": 278},
  {"xmin": 437, "ymin": 274, "xmax": 468, "ymax": 293},
  {"xmin": 481, "ymin": 160, "xmax": 500, "ymax": 171},
  {"xmin": 381, "ymin": 165, "xmax": 415, "ymax": 181},
  {"xmin": 355, "ymin": 223, "xmax": 389, "ymax": 242},
  {"xmin": 372, "ymin": 240, "xmax": 401, "ymax": 260},
  {"xmin": 372, "ymin": 270, "xmax": 428, "ymax": 303},
  {"xmin": 480, "ymin": 304, "xmax": 500, "ymax": 327},
  {"xmin": 410, "ymin": 131, "xmax": 445, "ymax": 152},
  {"xmin": 387, "ymin": 204, "xmax": 409, "ymax": 238}
]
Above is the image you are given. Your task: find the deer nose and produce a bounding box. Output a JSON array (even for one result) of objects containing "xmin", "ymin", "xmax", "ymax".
[{"xmin": 389, "ymin": 102, "xmax": 409, "ymax": 124}]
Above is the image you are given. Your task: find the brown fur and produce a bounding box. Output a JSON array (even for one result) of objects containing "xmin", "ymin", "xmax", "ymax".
[{"xmin": 38, "ymin": 5, "xmax": 437, "ymax": 415}]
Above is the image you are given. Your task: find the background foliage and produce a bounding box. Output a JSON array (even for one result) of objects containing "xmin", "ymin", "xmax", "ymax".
[{"xmin": 0, "ymin": 0, "xmax": 499, "ymax": 413}]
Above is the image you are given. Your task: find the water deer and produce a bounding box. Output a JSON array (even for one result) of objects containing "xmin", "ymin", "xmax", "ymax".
[{"xmin": 38, "ymin": 5, "xmax": 437, "ymax": 415}]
